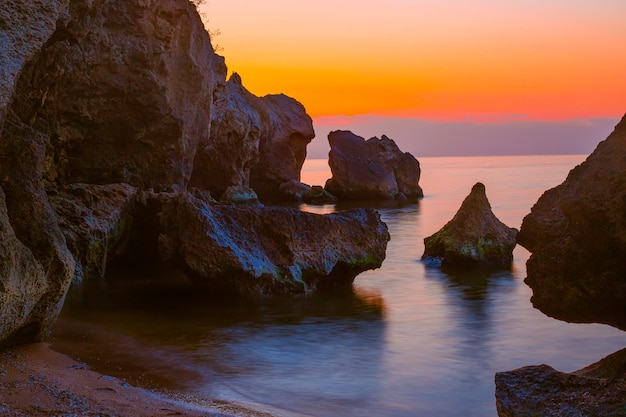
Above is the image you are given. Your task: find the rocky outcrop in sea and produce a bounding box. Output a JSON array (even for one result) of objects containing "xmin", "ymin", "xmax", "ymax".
[
  {"xmin": 325, "ymin": 130, "xmax": 423, "ymax": 201},
  {"xmin": 496, "ymin": 115, "xmax": 626, "ymax": 415},
  {"xmin": 517, "ymin": 115, "xmax": 626, "ymax": 330},
  {"xmin": 422, "ymin": 183, "xmax": 518, "ymax": 269},
  {"xmin": 0, "ymin": 0, "xmax": 389, "ymax": 347}
]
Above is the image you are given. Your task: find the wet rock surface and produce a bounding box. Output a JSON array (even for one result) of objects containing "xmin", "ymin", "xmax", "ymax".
[
  {"xmin": 158, "ymin": 192, "xmax": 390, "ymax": 296},
  {"xmin": 325, "ymin": 130, "xmax": 423, "ymax": 201},
  {"xmin": 422, "ymin": 183, "xmax": 518, "ymax": 269},
  {"xmin": 496, "ymin": 348, "xmax": 626, "ymax": 417}
]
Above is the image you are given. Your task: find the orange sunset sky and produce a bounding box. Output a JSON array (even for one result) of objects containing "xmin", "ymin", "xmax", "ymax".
[{"xmin": 201, "ymin": 1, "xmax": 626, "ymax": 156}]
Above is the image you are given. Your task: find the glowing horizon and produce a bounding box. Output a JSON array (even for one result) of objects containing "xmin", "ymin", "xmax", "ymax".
[{"xmin": 202, "ymin": 1, "xmax": 625, "ymax": 122}]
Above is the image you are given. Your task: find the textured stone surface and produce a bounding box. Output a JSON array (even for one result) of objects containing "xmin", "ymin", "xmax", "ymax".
[
  {"xmin": 0, "ymin": 0, "xmax": 69, "ymax": 125},
  {"xmin": 50, "ymin": 183, "xmax": 138, "ymax": 282},
  {"xmin": 496, "ymin": 348, "xmax": 626, "ymax": 417},
  {"xmin": 158, "ymin": 193, "xmax": 389, "ymax": 295},
  {"xmin": 191, "ymin": 72, "xmax": 315, "ymax": 202},
  {"xmin": 517, "ymin": 115, "xmax": 626, "ymax": 330},
  {"xmin": 325, "ymin": 130, "xmax": 423, "ymax": 201},
  {"xmin": 10, "ymin": 0, "xmax": 226, "ymax": 190},
  {"xmin": 422, "ymin": 183, "xmax": 518, "ymax": 269},
  {"xmin": 190, "ymin": 73, "xmax": 261, "ymax": 199},
  {"xmin": 249, "ymin": 94, "xmax": 315, "ymax": 201},
  {"xmin": 0, "ymin": 114, "xmax": 75, "ymax": 346},
  {"xmin": 0, "ymin": 188, "xmax": 49, "ymax": 347}
]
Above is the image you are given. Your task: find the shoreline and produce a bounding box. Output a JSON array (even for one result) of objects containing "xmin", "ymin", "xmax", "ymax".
[{"xmin": 0, "ymin": 343, "xmax": 274, "ymax": 417}]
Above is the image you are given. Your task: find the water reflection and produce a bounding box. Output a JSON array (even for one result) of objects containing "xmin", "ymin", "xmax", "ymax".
[
  {"xmin": 51, "ymin": 156, "xmax": 626, "ymax": 417},
  {"xmin": 53, "ymin": 268, "xmax": 388, "ymax": 415},
  {"xmin": 301, "ymin": 199, "xmax": 419, "ymax": 215}
]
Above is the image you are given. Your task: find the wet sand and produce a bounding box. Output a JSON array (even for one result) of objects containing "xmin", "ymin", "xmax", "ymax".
[{"xmin": 0, "ymin": 343, "xmax": 274, "ymax": 417}]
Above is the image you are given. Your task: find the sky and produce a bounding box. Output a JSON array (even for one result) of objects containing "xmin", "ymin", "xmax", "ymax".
[{"xmin": 201, "ymin": 1, "xmax": 626, "ymax": 157}]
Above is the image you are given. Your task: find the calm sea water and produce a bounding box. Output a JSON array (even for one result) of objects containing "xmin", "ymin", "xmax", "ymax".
[{"xmin": 52, "ymin": 155, "xmax": 626, "ymax": 417}]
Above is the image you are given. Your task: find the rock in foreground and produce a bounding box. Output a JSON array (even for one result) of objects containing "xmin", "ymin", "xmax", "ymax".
[
  {"xmin": 517, "ymin": 115, "xmax": 626, "ymax": 330},
  {"xmin": 495, "ymin": 347, "xmax": 626, "ymax": 417},
  {"xmin": 422, "ymin": 183, "xmax": 518, "ymax": 269},
  {"xmin": 158, "ymin": 193, "xmax": 390, "ymax": 295},
  {"xmin": 325, "ymin": 130, "xmax": 423, "ymax": 201}
]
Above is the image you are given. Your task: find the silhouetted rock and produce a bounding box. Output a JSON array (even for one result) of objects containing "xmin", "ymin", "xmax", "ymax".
[
  {"xmin": 495, "ymin": 347, "xmax": 626, "ymax": 417},
  {"xmin": 325, "ymin": 130, "xmax": 423, "ymax": 201},
  {"xmin": 158, "ymin": 193, "xmax": 389, "ymax": 295},
  {"xmin": 422, "ymin": 183, "xmax": 518, "ymax": 269},
  {"xmin": 50, "ymin": 183, "xmax": 138, "ymax": 281},
  {"xmin": 517, "ymin": 115, "xmax": 626, "ymax": 330}
]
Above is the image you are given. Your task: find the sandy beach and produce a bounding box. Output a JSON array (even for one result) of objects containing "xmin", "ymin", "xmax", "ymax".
[{"xmin": 0, "ymin": 343, "xmax": 273, "ymax": 417}]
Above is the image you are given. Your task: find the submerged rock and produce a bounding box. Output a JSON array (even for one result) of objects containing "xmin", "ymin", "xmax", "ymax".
[
  {"xmin": 422, "ymin": 183, "xmax": 518, "ymax": 269},
  {"xmin": 517, "ymin": 114, "xmax": 626, "ymax": 330},
  {"xmin": 158, "ymin": 193, "xmax": 390, "ymax": 295},
  {"xmin": 325, "ymin": 130, "xmax": 423, "ymax": 201},
  {"xmin": 495, "ymin": 348, "xmax": 626, "ymax": 417}
]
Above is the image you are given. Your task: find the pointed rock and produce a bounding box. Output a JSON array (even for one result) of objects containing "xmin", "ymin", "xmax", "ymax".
[{"xmin": 422, "ymin": 183, "xmax": 518, "ymax": 269}]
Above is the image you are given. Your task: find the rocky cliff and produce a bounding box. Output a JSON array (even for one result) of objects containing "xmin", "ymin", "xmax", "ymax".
[{"xmin": 0, "ymin": 0, "xmax": 388, "ymax": 347}]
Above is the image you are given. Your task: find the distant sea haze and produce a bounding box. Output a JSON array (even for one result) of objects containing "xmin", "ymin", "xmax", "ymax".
[{"xmin": 308, "ymin": 115, "xmax": 620, "ymax": 159}]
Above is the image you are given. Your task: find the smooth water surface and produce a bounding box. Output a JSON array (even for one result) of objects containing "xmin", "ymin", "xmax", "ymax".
[{"xmin": 53, "ymin": 155, "xmax": 626, "ymax": 417}]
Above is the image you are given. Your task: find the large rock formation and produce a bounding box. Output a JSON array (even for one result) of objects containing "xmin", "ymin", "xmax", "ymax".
[
  {"xmin": 325, "ymin": 130, "xmax": 423, "ymax": 201},
  {"xmin": 0, "ymin": 0, "xmax": 386, "ymax": 347},
  {"xmin": 158, "ymin": 193, "xmax": 389, "ymax": 295},
  {"xmin": 9, "ymin": 0, "xmax": 226, "ymax": 190},
  {"xmin": 422, "ymin": 183, "xmax": 518, "ymax": 269},
  {"xmin": 190, "ymin": 72, "xmax": 316, "ymax": 203},
  {"xmin": 496, "ymin": 348, "xmax": 626, "ymax": 417},
  {"xmin": 517, "ymin": 115, "xmax": 626, "ymax": 330}
]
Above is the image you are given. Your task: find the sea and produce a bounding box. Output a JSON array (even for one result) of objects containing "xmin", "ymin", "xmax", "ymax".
[{"xmin": 51, "ymin": 155, "xmax": 626, "ymax": 417}]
